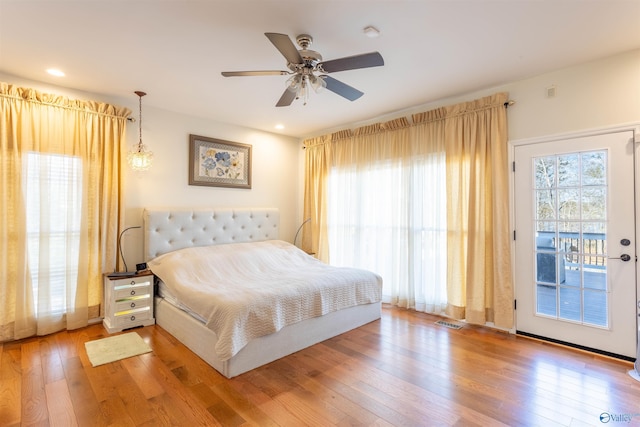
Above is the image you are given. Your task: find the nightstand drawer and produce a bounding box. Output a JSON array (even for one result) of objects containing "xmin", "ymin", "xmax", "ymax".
[
  {"xmin": 110, "ymin": 276, "xmax": 152, "ymax": 288},
  {"xmin": 114, "ymin": 295, "xmax": 152, "ymax": 312},
  {"xmin": 113, "ymin": 306, "xmax": 152, "ymax": 328},
  {"xmin": 114, "ymin": 284, "xmax": 152, "ymax": 300}
]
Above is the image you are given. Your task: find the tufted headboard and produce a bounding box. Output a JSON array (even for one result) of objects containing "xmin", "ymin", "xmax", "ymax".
[{"xmin": 143, "ymin": 208, "xmax": 280, "ymax": 260}]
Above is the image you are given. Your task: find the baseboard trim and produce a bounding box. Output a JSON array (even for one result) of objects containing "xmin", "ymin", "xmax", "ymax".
[{"xmin": 516, "ymin": 330, "xmax": 636, "ymax": 363}]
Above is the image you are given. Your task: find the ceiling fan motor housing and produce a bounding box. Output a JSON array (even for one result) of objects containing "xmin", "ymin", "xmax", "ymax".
[
  {"xmin": 295, "ymin": 34, "xmax": 322, "ymax": 67},
  {"xmin": 296, "ymin": 34, "xmax": 313, "ymax": 49}
]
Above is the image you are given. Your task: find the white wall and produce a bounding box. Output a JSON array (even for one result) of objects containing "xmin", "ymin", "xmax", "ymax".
[
  {"xmin": 0, "ymin": 72, "xmax": 301, "ymax": 270},
  {"xmin": 121, "ymin": 105, "xmax": 300, "ymax": 268},
  {"xmin": 315, "ymin": 49, "xmax": 640, "ymax": 141},
  {"xmin": 504, "ymin": 49, "xmax": 640, "ymax": 140}
]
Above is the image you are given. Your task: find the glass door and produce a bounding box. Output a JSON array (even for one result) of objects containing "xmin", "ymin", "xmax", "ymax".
[{"xmin": 514, "ymin": 131, "xmax": 637, "ymax": 358}]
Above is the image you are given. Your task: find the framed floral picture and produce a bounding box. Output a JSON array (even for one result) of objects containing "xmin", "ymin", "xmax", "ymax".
[{"xmin": 188, "ymin": 135, "xmax": 252, "ymax": 188}]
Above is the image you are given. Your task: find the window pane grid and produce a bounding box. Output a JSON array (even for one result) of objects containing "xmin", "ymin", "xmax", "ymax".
[{"xmin": 533, "ymin": 151, "xmax": 608, "ymax": 328}]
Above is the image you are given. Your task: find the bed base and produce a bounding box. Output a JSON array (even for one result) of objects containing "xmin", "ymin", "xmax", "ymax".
[{"xmin": 155, "ymin": 296, "xmax": 381, "ymax": 378}]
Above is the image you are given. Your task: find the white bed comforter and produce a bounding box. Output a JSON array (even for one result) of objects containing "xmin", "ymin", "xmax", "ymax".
[{"xmin": 148, "ymin": 240, "xmax": 382, "ymax": 361}]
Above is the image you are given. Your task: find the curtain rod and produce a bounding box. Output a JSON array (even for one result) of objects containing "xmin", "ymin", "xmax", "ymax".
[
  {"xmin": 0, "ymin": 89, "xmax": 131, "ymax": 119},
  {"xmin": 302, "ymin": 97, "xmax": 516, "ymax": 148}
]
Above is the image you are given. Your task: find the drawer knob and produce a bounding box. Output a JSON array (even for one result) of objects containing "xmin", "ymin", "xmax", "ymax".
[
  {"xmin": 130, "ymin": 290, "xmax": 136, "ymax": 296},
  {"xmin": 130, "ymin": 280, "xmax": 135, "ymax": 285},
  {"xmin": 130, "ymin": 302, "xmax": 136, "ymax": 308},
  {"xmin": 130, "ymin": 315, "xmax": 136, "ymax": 321}
]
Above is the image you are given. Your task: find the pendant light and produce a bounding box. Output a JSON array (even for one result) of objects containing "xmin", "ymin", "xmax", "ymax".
[{"xmin": 127, "ymin": 91, "xmax": 153, "ymax": 171}]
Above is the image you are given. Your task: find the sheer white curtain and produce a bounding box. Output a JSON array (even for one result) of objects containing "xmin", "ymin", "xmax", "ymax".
[
  {"xmin": 326, "ymin": 119, "xmax": 448, "ymax": 314},
  {"xmin": 22, "ymin": 152, "xmax": 83, "ymax": 334}
]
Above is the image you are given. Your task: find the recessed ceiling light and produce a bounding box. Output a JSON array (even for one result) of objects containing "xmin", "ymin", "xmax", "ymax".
[
  {"xmin": 275, "ymin": 124, "xmax": 284, "ymax": 130},
  {"xmin": 46, "ymin": 68, "xmax": 65, "ymax": 77},
  {"xmin": 363, "ymin": 26, "xmax": 380, "ymax": 38}
]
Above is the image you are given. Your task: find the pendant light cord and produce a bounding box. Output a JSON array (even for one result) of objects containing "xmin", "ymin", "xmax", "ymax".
[{"xmin": 134, "ymin": 91, "xmax": 146, "ymax": 152}]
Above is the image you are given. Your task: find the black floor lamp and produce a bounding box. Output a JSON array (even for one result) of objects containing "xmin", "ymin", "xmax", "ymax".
[
  {"xmin": 293, "ymin": 218, "xmax": 311, "ymax": 248},
  {"xmin": 107, "ymin": 226, "xmax": 141, "ymax": 278}
]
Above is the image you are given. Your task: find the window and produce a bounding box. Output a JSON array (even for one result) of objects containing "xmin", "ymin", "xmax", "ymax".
[
  {"xmin": 327, "ymin": 154, "xmax": 448, "ymax": 313},
  {"xmin": 533, "ymin": 150, "xmax": 608, "ymax": 327},
  {"xmin": 23, "ymin": 152, "xmax": 83, "ymax": 315}
]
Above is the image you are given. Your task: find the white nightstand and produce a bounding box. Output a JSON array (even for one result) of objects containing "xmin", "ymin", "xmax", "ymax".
[{"xmin": 103, "ymin": 271, "xmax": 155, "ymax": 333}]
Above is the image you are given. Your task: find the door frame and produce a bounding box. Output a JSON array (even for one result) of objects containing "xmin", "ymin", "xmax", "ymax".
[{"xmin": 508, "ymin": 124, "xmax": 640, "ymax": 351}]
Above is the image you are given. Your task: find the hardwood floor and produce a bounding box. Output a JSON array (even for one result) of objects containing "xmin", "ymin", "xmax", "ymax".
[{"xmin": 1, "ymin": 305, "xmax": 638, "ymax": 426}]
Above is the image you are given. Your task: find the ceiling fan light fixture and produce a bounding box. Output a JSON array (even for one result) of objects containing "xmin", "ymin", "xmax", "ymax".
[
  {"xmin": 298, "ymin": 77, "xmax": 309, "ymax": 101},
  {"xmin": 310, "ymin": 75, "xmax": 327, "ymax": 93},
  {"xmin": 286, "ymin": 74, "xmax": 302, "ymax": 92}
]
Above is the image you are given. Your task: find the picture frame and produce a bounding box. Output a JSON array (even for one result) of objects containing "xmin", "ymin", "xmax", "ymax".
[{"xmin": 188, "ymin": 134, "xmax": 252, "ymax": 189}]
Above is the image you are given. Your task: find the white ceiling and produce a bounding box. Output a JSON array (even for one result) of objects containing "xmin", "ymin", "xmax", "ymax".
[{"xmin": 1, "ymin": 1, "xmax": 639, "ymax": 138}]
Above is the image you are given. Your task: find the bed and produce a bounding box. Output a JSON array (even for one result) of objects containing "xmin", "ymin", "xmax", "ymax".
[{"xmin": 143, "ymin": 208, "xmax": 382, "ymax": 378}]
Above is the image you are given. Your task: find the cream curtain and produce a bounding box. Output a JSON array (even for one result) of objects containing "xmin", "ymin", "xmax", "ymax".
[
  {"xmin": 415, "ymin": 93, "xmax": 513, "ymax": 327},
  {"xmin": 0, "ymin": 83, "xmax": 129, "ymax": 340},
  {"xmin": 302, "ymin": 131, "xmax": 349, "ymax": 261},
  {"xmin": 302, "ymin": 92, "xmax": 513, "ymax": 328}
]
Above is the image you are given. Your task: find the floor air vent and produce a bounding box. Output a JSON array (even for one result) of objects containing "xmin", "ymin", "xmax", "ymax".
[{"xmin": 435, "ymin": 320, "xmax": 463, "ymax": 330}]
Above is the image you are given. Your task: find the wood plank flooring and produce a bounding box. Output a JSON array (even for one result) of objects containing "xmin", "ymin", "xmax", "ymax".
[{"xmin": 1, "ymin": 305, "xmax": 638, "ymax": 426}]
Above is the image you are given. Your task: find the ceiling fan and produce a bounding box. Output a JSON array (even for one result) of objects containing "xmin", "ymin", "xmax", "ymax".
[{"xmin": 221, "ymin": 32, "xmax": 384, "ymax": 107}]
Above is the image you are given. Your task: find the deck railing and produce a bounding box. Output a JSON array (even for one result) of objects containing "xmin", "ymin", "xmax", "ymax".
[{"xmin": 537, "ymin": 230, "xmax": 606, "ymax": 268}]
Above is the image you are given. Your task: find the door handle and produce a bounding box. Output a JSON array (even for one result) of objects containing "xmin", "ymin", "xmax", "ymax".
[{"xmin": 608, "ymin": 254, "xmax": 632, "ymax": 261}]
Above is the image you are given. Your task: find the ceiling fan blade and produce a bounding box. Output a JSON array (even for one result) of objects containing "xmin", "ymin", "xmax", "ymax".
[
  {"xmin": 276, "ymin": 89, "xmax": 297, "ymax": 107},
  {"xmin": 320, "ymin": 52, "xmax": 384, "ymax": 73},
  {"xmin": 265, "ymin": 33, "xmax": 303, "ymax": 64},
  {"xmin": 221, "ymin": 70, "xmax": 289, "ymax": 77},
  {"xmin": 323, "ymin": 76, "xmax": 364, "ymax": 101}
]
